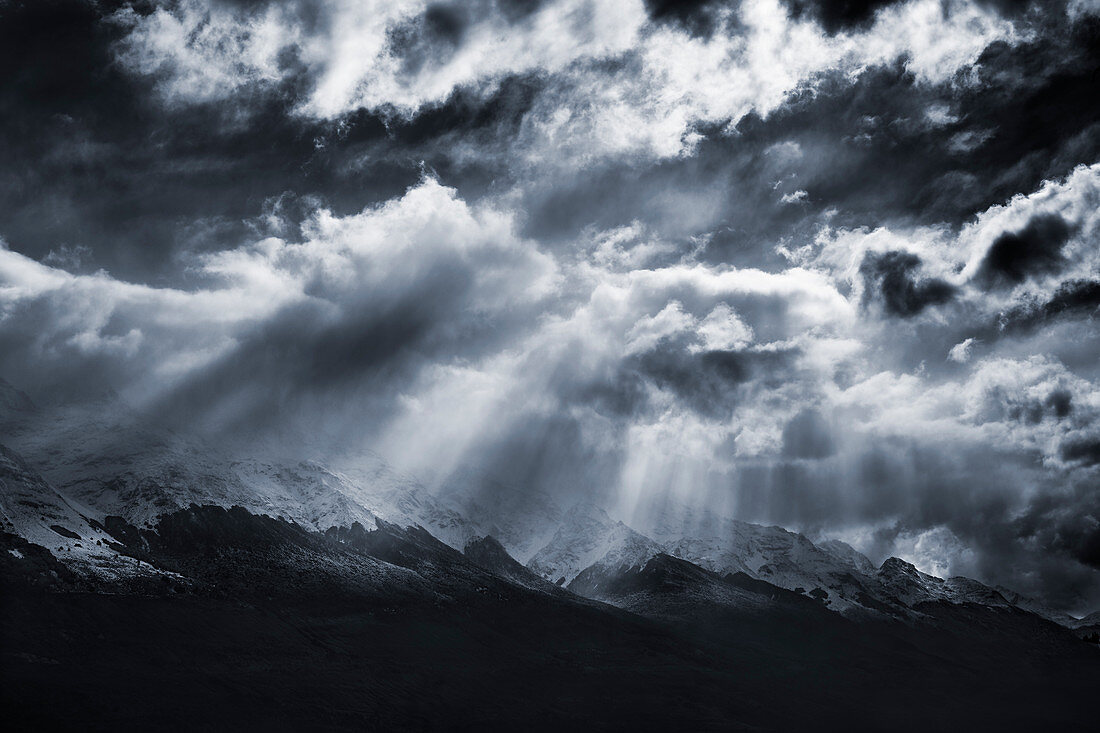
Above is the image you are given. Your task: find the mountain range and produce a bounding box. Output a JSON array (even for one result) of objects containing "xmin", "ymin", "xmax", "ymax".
[{"xmin": 3, "ymin": 380, "xmax": 1098, "ymax": 730}]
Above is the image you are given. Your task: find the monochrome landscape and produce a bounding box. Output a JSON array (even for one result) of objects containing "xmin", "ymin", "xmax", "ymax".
[{"xmin": 2, "ymin": 1, "xmax": 1099, "ymax": 729}]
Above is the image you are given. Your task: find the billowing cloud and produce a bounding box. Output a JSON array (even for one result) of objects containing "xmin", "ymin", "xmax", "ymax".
[
  {"xmin": 113, "ymin": 0, "xmax": 1023, "ymax": 163},
  {"xmin": 1, "ymin": 0, "xmax": 1098, "ymax": 612},
  {"xmin": 0, "ymin": 178, "xmax": 558, "ymax": 408}
]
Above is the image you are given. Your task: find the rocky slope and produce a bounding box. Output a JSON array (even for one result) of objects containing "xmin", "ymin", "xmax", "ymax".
[
  {"xmin": 463, "ymin": 535, "xmax": 566, "ymax": 595},
  {"xmin": 0, "ymin": 442, "xmax": 177, "ymax": 586}
]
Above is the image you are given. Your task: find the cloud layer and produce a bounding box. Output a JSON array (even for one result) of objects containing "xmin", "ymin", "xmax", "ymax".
[{"xmin": 1, "ymin": 0, "xmax": 1099, "ymax": 612}]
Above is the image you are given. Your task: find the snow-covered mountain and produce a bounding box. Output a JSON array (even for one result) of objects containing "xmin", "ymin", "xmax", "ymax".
[
  {"xmin": 2, "ymin": 398, "xmax": 300, "ymax": 527},
  {"xmin": 527, "ymin": 502, "xmax": 663, "ymax": 586},
  {"xmin": 994, "ymin": 585, "xmax": 1081, "ymax": 627},
  {"xmin": 638, "ymin": 504, "xmax": 880, "ymax": 612},
  {"xmin": 568, "ymin": 551, "xmax": 804, "ymax": 619},
  {"xmin": 0, "ymin": 392, "xmax": 479, "ymax": 543},
  {"xmin": 0, "ymin": 388, "xmax": 560, "ymax": 572},
  {"xmin": 1, "ymin": 381, "xmax": 1093, "ymax": 627},
  {"xmin": 336, "ymin": 457, "xmax": 483, "ymax": 549},
  {"xmin": 818, "ymin": 538, "xmax": 878, "ymax": 575},
  {"xmin": 0, "ymin": 442, "xmax": 175, "ymax": 584},
  {"xmin": 874, "ymin": 557, "xmax": 1011, "ymax": 608}
]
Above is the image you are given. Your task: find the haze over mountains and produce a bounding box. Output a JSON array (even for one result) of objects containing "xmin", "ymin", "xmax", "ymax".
[{"xmin": 3, "ymin": 378, "xmax": 1092, "ymax": 628}]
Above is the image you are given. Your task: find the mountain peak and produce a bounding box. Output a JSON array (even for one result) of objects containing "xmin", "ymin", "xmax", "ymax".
[
  {"xmin": 816, "ymin": 538, "xmax": 876, "ymax": 574},
  {"xmin": 527, "ymin": 503, "xmax": 661, "ymax": 586},
  {"xmin": 464, "ymin": 535, "xmax": 563, "ymax": 594},
  {"xmin": 878, "ymin": 556, "xmax": 920, "ymax": 576}
]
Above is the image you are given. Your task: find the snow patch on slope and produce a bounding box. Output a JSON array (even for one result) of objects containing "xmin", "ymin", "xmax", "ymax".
[
  {"xmin": 527, "ymin": 503, "xmax": 662, "ymax": 585},
  {"xmin": 0, "ymin": 443, "xmax": 177, "ymax": 583}
]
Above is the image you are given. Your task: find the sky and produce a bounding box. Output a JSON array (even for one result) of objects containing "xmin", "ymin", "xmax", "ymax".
[{"xmin": 0, "ymin": 0, "xmax": 1098, "ymax": 612}]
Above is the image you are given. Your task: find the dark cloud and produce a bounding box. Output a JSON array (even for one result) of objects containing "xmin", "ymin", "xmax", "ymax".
[
  {"xmin": 1068, "ymin": 524, "xmax": 1100, "ymax": 568},
  {"xmin": 976, "ymin": 213, "xmax": 1073, "ymax": 289},
  {"xmin": 151, "ymin": 295, "xmax": 441, "ymax": 436},
  {"xmin": 712, "ymin": 14, "xmax": 1098, "ymax": 251},
  {"xmin": 1046, "ymin": 389, "xmax": 1073, "ymax": 419},
  {"xmin": 391, "ymin": 3, "xmax": 471, "ymax": 75},
  {"xmin": 1060, "ymin": 437, "xmax": 1100, "ymax": 466},
  {"xmin": 942, "ymin": 279, "xmax": 1100, "ymax": 372},
  {"xmin": 735, "ymin": 437, "xmax": 1016, "ymax": 531},
  {"xmin": 625, "ymin": 343, "xmax": 798, "ymax": 420},
  {"xmin": 956, "ymin": 16, "xmax": 1100, "ymax": 203},
  {"xmin": 0, "ymin": 0, "xmax": 403, "ymax": 281},
  {"xmin": 643, "ymin": 0, "xmax": 726, "ymax": 36},
  {"xmin": 556, "ymin": 330, "xmax": 801, "ymax": 424},
  {"xmin": 986, "ymin": 386, "xmax": 1078, "ymax": 426},
  {"xmin": 0, "ymin": 307, "xmax": 139, "ymax": 406},
  {"xmin": 859, "ymin": 250, "xmax": 956, "ymax": 318},
  {"xmin": 9, "ymin": 0, "xmax": 1088, "ymax": 285},
  {"xmin": 1005, "ymin": 394, "xmax": 1068, "ymax": 425},
  {"xmin": 1039, "ymin": 279, "xmax": 1100, "ymax": 319},
  {"xmin": 423, "ymin": 3, "xmax": 468, "ymax": 44},
  {"xmin": 782, "ymin": 1, "xmax": 1057, "ymax": 35},
  {"xmin": 975, "ymin": 0, "xmax": 1043, "ymax": 16},
  {"xmin": 632, "ymin": 347, "xmax": 749, "ymax": 419},
  {"xmin": 471, "ymin": 412, "xmax": 622, "ymax": 505},
  {"xmin": 781, "ymin": 409, "xmax": 836, "ymax": 459},
  {"xmin": 521, "ymin": 120, "xmax": 829, "ymax": 270},
  {"xmin": 642, "ymin": 347, "xmax": 752, "ymax": 416},
  {"xmin": 780, "ymin": 1, "xmax": 904, "ymax": 34},
  {"xmin": 571, "ymin": 372, "xmax": 650, "ymax": 419},
  {"xmin": 1013, "ymin": 475, "xmax": 1100, "ymax": 577},
  {"xmin": 145, "ymin": 235, "xmax": 548, "ymax": 440},
  {"xmin": 495, "ymin": 0, "xmax": 547, "ymax": 22},
  {"xmin": 390, "ymin": 74, "xmax": 541, "ymax": 148}
]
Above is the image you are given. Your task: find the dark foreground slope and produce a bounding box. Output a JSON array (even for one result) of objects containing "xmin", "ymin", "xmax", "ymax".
[{"xmin": 2, "ymin": 507, "xmax": 1099, "ymax": 732}]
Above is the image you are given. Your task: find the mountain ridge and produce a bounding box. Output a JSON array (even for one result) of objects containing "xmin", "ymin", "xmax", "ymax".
[{"xmin": 0, "ymin": 388, "xmax": 1094, "ymax": 624}]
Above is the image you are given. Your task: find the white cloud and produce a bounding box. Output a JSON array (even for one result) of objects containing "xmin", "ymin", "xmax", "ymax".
[
  {"xmin": 114, "ymin": 0, "xmax": 1023, "ymax": 164},
  {"xmin": 893, "ymin": 525, "xmax": 976, "ymax": 579},
  {"xmin": 0, "ymin": 179, "xmax": 557, "ymax": 401},
  {"xmin": 696, "ymin": 302, "xmax": 755, "ymax": 351},
  {"xmin": 948, "ymin": 337, "xmax": 977, "ymax": 363},
  {"xmin": 6, "ymin": 159, "xmax": 1093, "ymax": 501},
  {"xmin": 923, "ymin": 103, "xmax": 958, "ymax": 127},
  {"xmin": 114, "ymin": 0, "xmax": 647, "ymax": 115},
  {"xmin": 624, "ymin": 301, "xmax": 696, "ymax": 355},
  {"xmin": 112, "ymin": 0, "xmax": 294, "ymax": 105},
  {"xmin": 587, "ymin": 223, "xmax": 681, "ymax": 270},
  {"xmin": 957, "ymin": 162, "xmax": 1100, "ymax": 285}
]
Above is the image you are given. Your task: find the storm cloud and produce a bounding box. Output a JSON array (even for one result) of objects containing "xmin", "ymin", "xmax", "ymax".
[
  {"xmin": 2, "ymin": 0, "xmax": 1099, "ymax": 613},
  {"xmin": 976, "ymin": 213, "xmax": 1074, "ymax": 289},
  {"xmin": 859, "ymin": 250, "xmax": 956, "ymax": 317}
]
